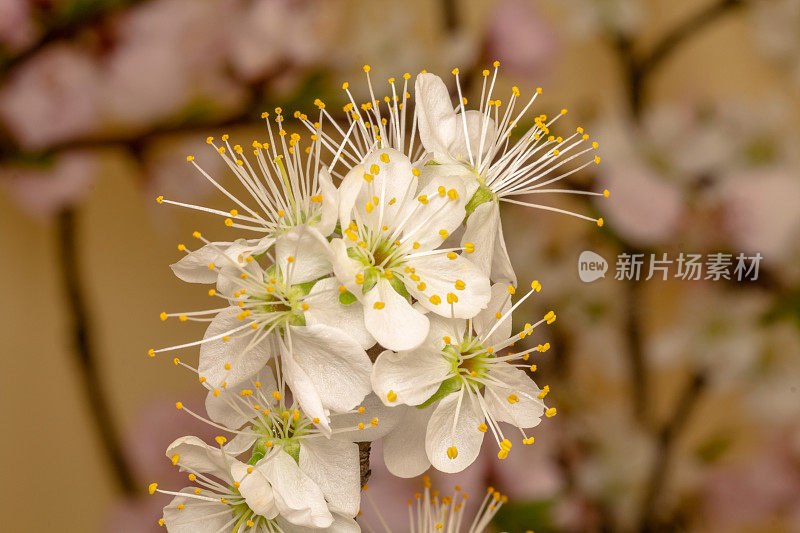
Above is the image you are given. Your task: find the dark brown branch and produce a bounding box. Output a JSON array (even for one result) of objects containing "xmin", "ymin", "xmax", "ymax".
[
  {"xmin": 623, "ymin": 275, "xmax": 649, "ymax": 425},
  {"xmin": 613, "ymin": 0, "xmax": 746, "ymax": 116},
  {"xmin": 638, "ymin": 371, "xmax": 708, "ymax": 532},
  {"xmin": 57, "ymin": 208, "xmax": 138, "ymax": 495}
]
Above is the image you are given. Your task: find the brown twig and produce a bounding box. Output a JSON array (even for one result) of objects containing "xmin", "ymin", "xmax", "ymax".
[
  {"xmin": 57, "ymin": 208, "xmax": 138, "ymax": 495},
  {"xmin": 638, "ymin": 371, "xmax": 708, "ymax": 532}
]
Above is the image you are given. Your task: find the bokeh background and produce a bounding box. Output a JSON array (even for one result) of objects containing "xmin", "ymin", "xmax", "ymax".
[{"xmin": 1, "ymin": 0, "xmax": 800, "ymax": 531}]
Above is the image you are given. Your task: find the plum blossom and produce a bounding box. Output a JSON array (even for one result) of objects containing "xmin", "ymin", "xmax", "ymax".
[{"xmin": 372, "ymin": 282, "xmax": 556, "ymax": 476}]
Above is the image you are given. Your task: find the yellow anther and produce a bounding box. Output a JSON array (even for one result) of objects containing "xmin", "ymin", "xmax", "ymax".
[
  {"xmin": 418, "ymin": 195, "xmax": 428, "ymax": 204},
  {"xmin": 446, "ymin": 252, "xmax": 457, "ymax": 260},
  {"xmin": 531, "ymin": 280, "xmax": 542, "ymax": 292},
  {"xmin": 596, "ymin": 217, "xmax": 604, "ymax": 227},
  {"xmin": 412, "ymin": 168, "xmax": 421, "ymax": 177},
  {"xmin": 373, "ymin": 301, "xmax": 385, "ymax": 310},
  {"xmin": 358, "ymin": 422, "xmax": 365, "ymax": 430},
  {"xmin": 508, "ymin": 285, "xmax": 515, "ymax": 295},
  {"xmin": 156, "ymin": 195, "xmax": 164, "ymax": 204},
  {"xmin": 192, "ymin": 231, "xmax": 201, "ymax": 239},
  {"xmin": 175, "ymin": 402, "xmax": 183, "ymax": 410},
  {"xmin": 447, "ymin": 446, "xmax": 458, "ymax": 459},
  {"xmin": 429, "ymin": 295, "xmax": 442, "ymax": 305},
  {"xmin": 387, "ymin": 390, "xmax": 398, "ymax": 402},
  {"xmin": 363, "ymin": 64, "xmax": 371, "ymax": 72},
  {"xmin": 507, "ymin": 394, "xmax": 519, "ymax": 404},
  {"xmin": 538, "ymin": 385, "xmax": 550, "ymax": 399},
  {"xmin": 603, "ymin": 189, "xmax": 610, "ymax": 198},
  {"xmin": 215, "ymin": 436, "xmax": 227, "ymax": 445},
  {"xmin": 495, "ymin": 312, "xmax": 502, "ymax": 319},
  {"xmin": 447, "ymin": 188, "xmax": 458, "ymax": 200},
  {"xmin": 173, "ymin": 357, "xmax": 180, "ymax": 366},
  {"xmin": 147, "ymin": 349, "xmax": 155, "ymax": 357},
  {"xmin": 478, "ymin": 423, "xmax": 488, "ymax": 432},
  {"xmin": 272, "ymin": 391, "xmax": 281, "ymax": 400},
  {"xmin": 451, "ymin": 67, "xmax": 459, "ymax": 75},
  {"xmin": 370, "ymin": 417, "xmax": 378, "ymax": 427},
  {"xmin": 224, "ymin": 218, "xmax": 233, "ymax": 227},
  {"xmin": 171, "ymin": 453, "xmax": 180, "ymax": 465},
  {"xmin": 338, "ymin": 285, "xmax": 347, "ymax": 293},
  {"xmin": 545, "ymin": 407, "xmax": 557, "ymax": 417},
  {"xmin": 159, "ymin": 312, "xmax": 168, "ymax": 321},
  {"xmin": 380, "ymin": 152, "xmax": 390, "ymax": 163},
  {"xmin": 446, "ymin": 293, "xmax": 458, "ymax": 304},
  {"xmin": 287, "ymin": 255, "xmax": 295, "ymax": 263},
  {"xmin": 530, "ymin": 364, "xmax": 538, "ymax": 372},
  {"xmin": 148, "ymin": 482, "xmax": 158, "ymax": 495},
  {"xmin": 417, "ymin": 282, "xmax": 427, "ymax": 291},
  {"xmin": 357, "ymin": 406, "xmax": 365, "ymax": 414},
  {"xmin": 464, "ymin": 243, "xmax": 475, "ymax": 254},
  {"xmin": 177, "ymin": 243, "xmax": 186, "ymax": 251}
]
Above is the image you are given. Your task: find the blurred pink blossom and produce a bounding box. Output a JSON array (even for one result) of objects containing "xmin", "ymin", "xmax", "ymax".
[
  {"xmin": 0, "ymin": 151, "xmax": 97, "ymax": 218},
  {"xmin": 102, "ymin": 0, "xmax": 244, "ymax": 128},
  {"xmin": 0, "ymin": 44, "xmax": 102, "ymax": 150},
  {"xmin": 704, "ymin": 431, "xmax": 800, "ymax": 532},
  {"xmin": 598, "ymin": 157, "xmax": 685, "ymax": 246},
  {"xmin": 0, "ymin": 0, "xmax": 35, "ymax": 50},
  {"xmin": 228, "ymin": 0, "xmax": 343, "ymax": 81},
  {"xmin": 487, "ymin": 0, "xmax": 558, "ymax": 78},
  {"xmin": 717, "ymin": 167, "xmax": 800, "ymax": 263}
]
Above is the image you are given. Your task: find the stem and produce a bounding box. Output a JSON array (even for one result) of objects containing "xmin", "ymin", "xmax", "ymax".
[{"xmin": 57, "ymin": 208, "xmax": 138, "ymax": 495}]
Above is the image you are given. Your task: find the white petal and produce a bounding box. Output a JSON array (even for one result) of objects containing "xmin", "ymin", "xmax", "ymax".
[
  {"xmin": 337, "ymin": 164, "xmax": 365, "ymax": 230},
  {"xmin": 328, "ymin": 238, "xmax": 365, "ymax": 298},
  {"xmin": 425, "ymin": 390, "xmax": 485, "ymax": 473},
  {"xmin": 371, "ymin": 347, "xmax": 451, "ymax": 406},
  {"xmin": 317, "ymin": 168, "xmax": 339, "ymax": 237},
  {"xmin": 462, "ymin": 200, "xmax": 516, "ymax": 284},
  {"xmin": 170, "ymin": 243, "xmax": 226, "ymax": 284},
  {"xmin": 287, "ymin": 324, "xmax": 372, "ymax": 413},
  {"xmin": 279, "ymin": 336, "xmax": 331, "ymax": 434},
  {"xmin": 224, "ymin": 432, "xmax": 258, "ymax": 457},
  {"xmin": 450, "ymin": 110, "xmax": 497, "ymax": 161},
  {"xmin": 205, "ymin": 367, "xmax": 277, "ymax": 429},
  {"xmin": 231, "ymin": 460, "xmax": 278, "ymax": 519},
  {"xmin": 262, "ymin": 449, "xmax": 334, "ymax": 528},
  {"xmin": 415, "ymin": 73, "xmax": 460, "ymax": 164},
  {"xmin": 305, "ymin": 277, "xmax": 375, "ymax": 349},
  {"xmin": 170, "ymin": 238, "xmax": 274, "ymax": 284},
  {"xmin": 484, "ymin": 363, "xmax": 546, "ymax": 428},
  {"xmin": 275, "ymin": 225, "xmax": 332, "ymax": 285},
  {"xmin": 198, "ymin": 307, "xmax": 271, "ymax": 389},
  {"xmin": 427, "ymin": 314, "xmax": 467, "ymax": 349},
  {"xmin": 417, "ymin": 162, "xmax": 479, "ymax": 199},
  {"xmin": 275, "ymin": 513, "xmax": 360, "ymax": 533},
  {"xmin": 401, "ymin": 174, "xmax": 467, "ymax": 249},
  {"xmin": 406, "ymin": 253, "xmax": 491, "ymax": 319},
  {"xmin": 363, "ymin": 278, "xmax": 429, "ymax": 351},
  {"xmin": 382, "ymin": 404, "xmax": 435, "ymax": 478},
  {"xmin": 299, "ymin": 438, "xmax": 360, "ymax": 517},
  {"xmin": 166, "ymin": 436, "xmax": 232, "ymax": 482},
  {"xmin": 163, "ymin": 490, "xmax": 232, "ymax": 533},
  {"xmin": 356, "ymin": 148, "xmax": 417, "ymax": 229},
  {"xmin": 474, "ymin": 282, "xmax": 513, "ymax": 346},
  {"xmin": 330, "ymin": 392, "xmax": 406, "ymax": 442}
]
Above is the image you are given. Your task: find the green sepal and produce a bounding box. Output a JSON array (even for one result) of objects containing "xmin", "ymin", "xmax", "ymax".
[
  {"xmin": 389, "ymin": 276, "xmax": 410, "ymax": 301},
  {"xmin": 424, "ymin": 160, "xmax": 441, "ymax": 166},
  {"xmin": 339, "ymin": 290, "xmax": 358, "ymax": 305},
  {"xmin": 465, "ymin": 184, "xmax": 495, "ymax": 217},
  {"xmin": 248, "ymin": 439, "xmax": 269, "ymax": 466},
  {"xmin": 417, "ymin": 376, "xmax": 462, "ymax": 408},
  {"xmin": 362, "ymin": 268, "xmax": 379, "ymax": 294},
  {"xmin": 283, "ymin": 440, "xmax": 301, "ymax": 464}
]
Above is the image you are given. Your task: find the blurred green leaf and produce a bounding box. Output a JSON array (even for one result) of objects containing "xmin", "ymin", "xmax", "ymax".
[{"xmin": 492, "ymin": 499, "xmax": 556, "ymax": 533}]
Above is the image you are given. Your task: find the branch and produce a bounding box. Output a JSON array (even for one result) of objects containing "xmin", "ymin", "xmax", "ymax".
[
  {"xmin": 0, "ymin": 0, "xmax": 152, "ymax": 79},
  {"xmin": 638, "ymin": 371, "xmax": 708, "ymax": 532},
  {"xmin": 57, "ymin": 207, "xmax": 138, "ymax": 495}
]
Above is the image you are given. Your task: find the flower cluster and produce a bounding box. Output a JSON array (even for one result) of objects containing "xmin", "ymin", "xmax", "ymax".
[{"xmin": 148, "ymin": 63, "xmax": 602, "ymax": 531}]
